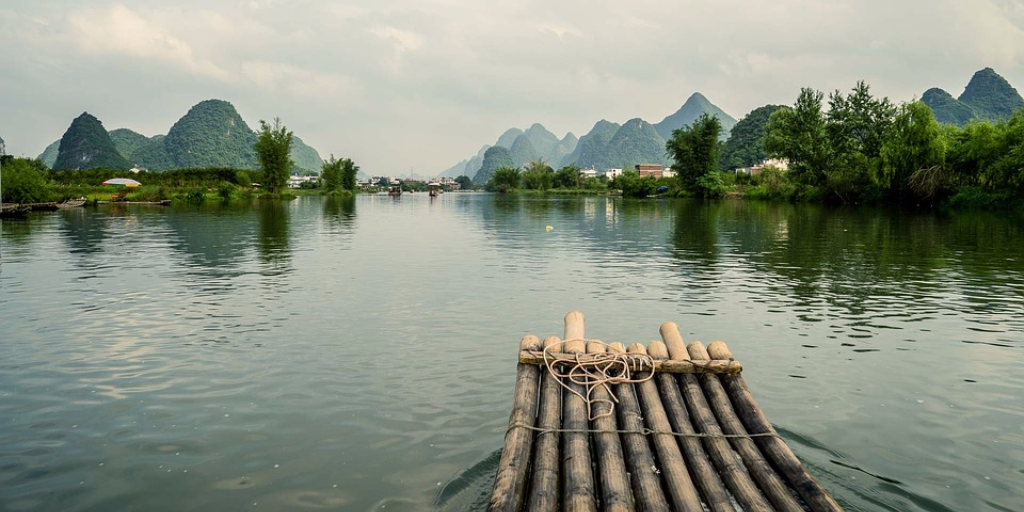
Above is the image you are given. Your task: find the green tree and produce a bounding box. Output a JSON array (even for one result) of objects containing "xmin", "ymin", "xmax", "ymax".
[
  {"xmin": 666, "ymin": 113, "xmax": 723, "ymax": 197},
  {"xmin": 521, "ymin": 160, "xmax": 553, "ymax": 190},
  {"xmin": 554, "ymin": 165, "xmax": 581, "ymax": 189},
  {"xmin": 612, "ymin": 169, "xmax": 657, "ymax": 198},
  {"xmin": 455, "ymin": 175, "xmax": 473, "ymax": 190},
  {"xmin": 765, "ymin": 88, "xmax": 831, "ymax": 186},
  {"xmin": 321, "ymin": 155, "xmax": 343, "ymax": 193},
  {"xmin": 1, "ymin": 157, "xmax": 52, "ymax": 203},
  {"xmin": 881, "ymin": 101, "xmax": 946, "ymax": 198},
  {"xmin": 339, "ymin": 158, "xmax": 359, "ymax": 192},
  {"xmin": 255, "ymin": 117, "xmax": 294, "ymax": 194},
  {"xmin": 488, "ymin": 166, "xmax": 521, "ymax": 193}
]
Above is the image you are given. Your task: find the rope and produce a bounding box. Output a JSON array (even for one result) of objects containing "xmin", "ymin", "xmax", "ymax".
[
  {"xmin": 508, "ymin": 422, "xmax": 780, "ymax": 439},
  {"xmin": 543, "ymin": 339, "xmax": 655, "ymax": 421},
  {"xmin": 532, "ymin": 339, "xmax": 771, "ymax": 440}
]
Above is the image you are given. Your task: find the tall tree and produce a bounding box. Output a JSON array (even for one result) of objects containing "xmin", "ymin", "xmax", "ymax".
[
  {"xmin": 454, "ymin": 175, "xmax": 473, "ymax": 190},
  {"xmin": 321, "ymin": 155, "xmax": 343, "ymax": 193},
  {"xmin": 521, "ymin": 160, "xmax": 553, "ymax": 190},
  {"xmin": 666, "ymin": 113, "xmax": 723, "ymax": 196},
  {"xmin": 255, "ymin": 117, "xmax": 294, "ymax": 194},
  {"xmin": 880, "ymin": 101, "xmax": 945, "ymax": 198},
  {"xmin": 340, "ymin": 158, "xmax": 359, "ymax": 192},
  {"xmin": 488, "ymin": 167, "xmax": 521, "ymax": 193},
  {"xmin": 765, "ymin": 88, "xmax": 831, "ymax": 186}
]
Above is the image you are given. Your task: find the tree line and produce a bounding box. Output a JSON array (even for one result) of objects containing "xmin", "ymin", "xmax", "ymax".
[
  {"xmin": 667, "ymin": 81, "xmax": 1024, "ymax": 208},
  {"xmin": 1, "ymin": 118, "xmax": 360, "ymax": 204}
]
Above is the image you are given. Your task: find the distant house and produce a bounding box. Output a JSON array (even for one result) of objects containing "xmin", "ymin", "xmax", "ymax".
[
  {"xmin": 604, "ymin": 168, "xmax": 623, "ymax": 179},
  {"xmin": 288, "ymin": 175, "xmax": 318, "ymax": 188},
  {"xmin": 635, "ymin": 164, "xmax": 663, "ymax": 178},
  {"xmin": 738, "ymin": 158, "xmax": 789, "ymax": 176},
  {"xmin": 662, "ymin": 167, "xmax": 676, "ymax": 178},
  {"xmin": 129, "ymin": 167, "xmax": 145, "ymax": 174},
  {"xmin": 579, "ymin": 168, "xmax": 598, "ymax": 179}
]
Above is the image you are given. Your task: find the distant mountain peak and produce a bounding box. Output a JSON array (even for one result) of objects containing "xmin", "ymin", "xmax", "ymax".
[
  {"xmin": 53, "ymin": 112, "xmax": 129, "ymax": 170},
  {"xmin": 923, "ymin": 68, "xmax": 1023, "ymax": 126},
  {"xmin": 653, "ymin": 93, "xmax": 737, "ymax": 141}
]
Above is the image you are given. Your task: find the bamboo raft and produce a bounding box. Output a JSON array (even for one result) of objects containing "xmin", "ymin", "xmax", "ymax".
[{"xmin": 488, "ymin": 311, "xmax": 844, "ymax": 512}]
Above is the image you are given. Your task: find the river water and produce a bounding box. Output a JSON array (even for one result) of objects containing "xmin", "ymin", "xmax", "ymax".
[{"xmin": 0, "ymin": 194, "xmax": 1021, "ymax": 512}]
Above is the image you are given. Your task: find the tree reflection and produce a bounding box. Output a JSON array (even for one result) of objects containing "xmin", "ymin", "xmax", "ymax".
[{"xmin": 257, "ymin": 200, "xmax": 290, "ymax": 270}]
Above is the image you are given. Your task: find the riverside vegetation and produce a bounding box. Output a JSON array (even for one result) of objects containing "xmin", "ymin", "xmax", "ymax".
[{"xmin": 477, "ymin": 75, "xmax": 1024, "ymax": 210}]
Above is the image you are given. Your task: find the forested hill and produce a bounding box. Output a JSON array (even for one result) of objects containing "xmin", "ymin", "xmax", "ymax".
[
  {"xmin": 923, "ymin": 68, "xmax": 1024, "ymax": 126},
  {"xmin": 443, "ymin": 92, "xmax": 736, "ymax": 178},
  {"xmin": 52, "ymin": 113, "xmax": 129, "ymax": 171},
  {"xmin": 39, "ymin": 100, "xmax": 324, "ymax": 173}
]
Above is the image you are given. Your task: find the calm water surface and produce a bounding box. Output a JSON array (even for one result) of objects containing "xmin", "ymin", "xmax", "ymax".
[{"xmin": 1, "ymin": 195, "xmax": 1022, "ymax": 512}]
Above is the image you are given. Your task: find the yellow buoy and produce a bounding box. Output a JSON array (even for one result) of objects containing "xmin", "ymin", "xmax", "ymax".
[{"xmin": 545, "ymin": 225, "xmax": 553, "ymax": 232}]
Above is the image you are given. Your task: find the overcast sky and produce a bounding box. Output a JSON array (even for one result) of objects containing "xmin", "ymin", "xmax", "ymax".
[{"xmin": 2, "ymin": 0, "xmax": 1023, "ymax": 174}]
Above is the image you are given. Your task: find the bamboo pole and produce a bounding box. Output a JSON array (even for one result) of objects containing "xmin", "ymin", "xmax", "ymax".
[
  {"xmin": 526, "ymin": 336, "xmax": 563, "ymax": 512},
  {"xmin": 518, "ymin": 350, "xmax": 742, "ymax": 374},
  {"xmin": 660, "ymin": 323, "xmax": 773, "ymax": 512},
  {"xmin": 646, "ymin": 341, "xmax": 734, "ymax": 512},
  {"xmin": 561, "ymin": 312, "xmax": 598, "ymax": 512},
  {"xmin": 587, "ymin": 341, "xmax": 635, "ymax": 512},
  {"xmin": 488, "ymin": 335, "xmax": 543, "ymax": 512},
  {"xmin": 688, "ymin": 342, "xmax": 804, "ymax": 512},
  {"xmin": 707, "ymin": 342, "xmax": 845, "ymax": 512},
  {"xmin": 620, "ymin": 342, "xmax": 699, "ymax": 512}
]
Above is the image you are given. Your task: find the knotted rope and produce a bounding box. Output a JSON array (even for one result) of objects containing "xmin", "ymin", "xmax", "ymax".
[{"xmin": 543, "ymin": 339, "xmax": 655, "ymax": 421}]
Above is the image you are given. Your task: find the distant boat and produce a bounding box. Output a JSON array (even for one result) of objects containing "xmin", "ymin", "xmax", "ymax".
[
  {"xmin": 388, "ymin": 186, "xmax": 402, "ymax": 197},
  {"xmin": 57, "ymin": 197, "xmax": 87, "ymax": 208},
  {"xmin": 0, "ymin": 204, "xmax": 30, "ymax": 219}
]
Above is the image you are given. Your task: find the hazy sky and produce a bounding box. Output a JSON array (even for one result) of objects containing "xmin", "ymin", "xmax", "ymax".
[{"xmin": 2, "ymin": 0, "xmax": 1023, "ymax": 174}]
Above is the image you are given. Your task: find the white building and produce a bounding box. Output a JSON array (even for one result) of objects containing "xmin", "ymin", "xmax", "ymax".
[
  {"xmin": 579, "ymin": 168, "xmax": 598, "ymax": 179},
  {"xmin": 604, "ymin": 168, "xmax": 623, "ymax": 179}
]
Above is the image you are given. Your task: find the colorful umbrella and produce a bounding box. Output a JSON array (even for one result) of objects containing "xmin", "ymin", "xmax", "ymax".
[{"xmin": 103, "ymin": 178, "xmax": 142, "ymax": 187}]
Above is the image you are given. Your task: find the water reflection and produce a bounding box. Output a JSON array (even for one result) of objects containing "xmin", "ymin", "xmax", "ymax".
[
  {"xmin": 257, "ymin": 199, "xmax": 291, "ymax": 271},
  {"xmin": 162, "ymin": 203, "xmax": 256, "ymax": 269},
  {"xmin": 322, "ymin": 195, "xmax": 356, "ymax": 232}
]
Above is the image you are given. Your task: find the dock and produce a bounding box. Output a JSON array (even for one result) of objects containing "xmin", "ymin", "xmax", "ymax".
[{"xmin": 488, "ymin": 311, "xmax": 844, "ymax": 512}]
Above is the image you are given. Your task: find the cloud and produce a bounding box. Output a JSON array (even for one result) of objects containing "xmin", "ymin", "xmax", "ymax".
[
  {"xmin": 241, "ymin": 61, "xmax": 360, "ymax": 101},
  {"xmin": 65, "ymin": 4, "xmax": 227, "ymax": 80}
]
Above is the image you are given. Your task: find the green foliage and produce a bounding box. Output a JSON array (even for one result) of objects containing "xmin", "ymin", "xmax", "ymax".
[
  {"xmin": 455, "ymin": 175, "xmax": 473, "ymax": 190},
  {"xmin": 667, "ymin": 113, "xmax": 723, "ymax": 197},
  {"xmin": 321, "ymin": 155, "xmax": 343, "ymax": 193},
  {"xmin": 340, "ymin": 158, "xmax": 359, "ymax": 192},
  {"xmin": 880, "ymin": 101, "xmax": 945, "ymax": 198},
  {"xmin": 521, "ymin": 160, "xmax": 553, "ymax": 191},
  {"xmin": 554, "ymin": 165, "xmax": 581, "ymax": 189},
  {"xmin": 487, "ymin": 166, "xmax": 521, "ymax": 193},
  {"xmin": 765, "ymin": 88, "xmax": 831, "ymax": 187},
  {"xmin": 721, "ymin": 104, "xmax": 785, "ymax": 169},
  {"xmin": 1, "ymin": 157, "xmax": 53, "ymax": 203},
  {"xmin": 255, "ymin": 117, "xmax": 294, "ymax": 194},
  {"xmin": 475, "ymin": 146, "xmax": 514, "ymax": 184},
  {"xmin": 613, "ymin": 170, "xmax": 657, "ymax": 198},
  {"xmin": 53, "ymin": 113, "xmax": 130, "ymax": 171}
]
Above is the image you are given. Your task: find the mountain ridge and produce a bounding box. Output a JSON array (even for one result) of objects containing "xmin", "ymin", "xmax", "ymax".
[{"xmin": 922, "ymin": 68, "xmax": 1024, "ymax": 126}]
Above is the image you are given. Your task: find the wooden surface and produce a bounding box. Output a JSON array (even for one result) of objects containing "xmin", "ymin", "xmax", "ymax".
[
  {"xmin": 518, "ymin": 350, "xmax": 742, "ymax": 374},
  {"xmin": 488, "ymin": 312, "xmax": 845, "ymax": 512},
  {"xmin": 487, "ymin": 335, "xmax": 542, "ymax": 512}
]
